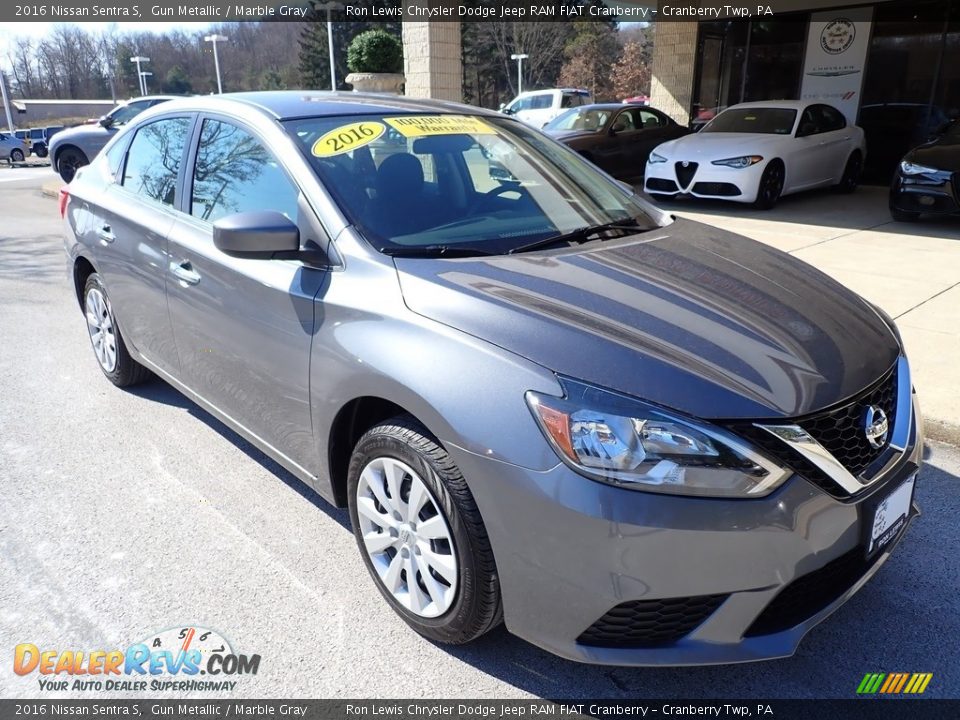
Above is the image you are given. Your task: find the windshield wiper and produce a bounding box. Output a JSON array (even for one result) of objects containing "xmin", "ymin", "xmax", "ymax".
[
  {"xmin": 507, "ymin": 219, "xmax": 645, "ymax": 255},
  {"xmin": 380, "ymin": 244, "xmax": 495, "ymax": 258}
]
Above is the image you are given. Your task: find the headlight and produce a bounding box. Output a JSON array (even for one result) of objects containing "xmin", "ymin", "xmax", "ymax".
[
  {"xmin": 526, "ymin": 379, "xmax": 789, "ymax": 497},
  {"xmin": 648, "ymin": 152, "xmax": 667, "ymax": 164},
  {"xmin": 899, "ymin": 160, "xmax": 942, "ymax": 176},
  {"xmin": 711, "ymin": 155, "xmax": 764, "ymax": 168}
]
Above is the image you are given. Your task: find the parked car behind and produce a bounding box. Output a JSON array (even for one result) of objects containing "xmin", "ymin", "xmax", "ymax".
[
  {"xmin": 0, "ymin": 131, "xmax": 29, "ymax": 164},
  {"xmin": 49, "ymin": 96, "xmax": 175, "ymax": 182},
  {"xmin": 859, "ymin": 103, "xmax": 952, "ymax": 183},
  {"xmin": 645, "ymin": 101, "xmax": 865, "ymax": 209},
  {"xmin": 63, "ymin": 91, "xmax": 921, "ymax": 667},
  {"xmin": 544, "ymin": 103, "xmax": 688, "ymax": 180},
  {"xmin": 889, "ymin": 118, "xmax": 960, "ymax": 222},
  {"xmin": 500, "ymin": 88, "xmax": 592, "ymax": 128}
]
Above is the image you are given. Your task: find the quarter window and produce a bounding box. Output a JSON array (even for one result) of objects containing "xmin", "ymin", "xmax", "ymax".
[
  {"xmin": 190, "ymin": 119, "xmax": 299, "ymax": 223},
  {"xmin": 121, "ymin": 117, "xmax": 191, "ymax": 206},
  {"xmin": 818, "ymin": 105, "xmax": 847, "ymax": 132}
]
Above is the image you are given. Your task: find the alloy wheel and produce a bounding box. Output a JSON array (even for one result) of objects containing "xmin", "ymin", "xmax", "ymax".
[
  {"xmin": 11, "ymin": 149, "xmax": 24, "ymax": 163},
  {"xmin": 85, "ymin": 287, "xmax": 118, "ymax": 373},
  {"xmin": 760, "ymin": 164, "xmax": 783, "ymax": 203},
  {"xmin": 355, "ymin": 456, "xmax": 458, "ymax": 618}
]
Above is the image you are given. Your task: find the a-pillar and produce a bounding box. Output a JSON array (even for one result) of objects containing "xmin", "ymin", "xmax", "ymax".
[{"xmin": 402, "ymin": 21, "xmax": 463, "ymax": 102}]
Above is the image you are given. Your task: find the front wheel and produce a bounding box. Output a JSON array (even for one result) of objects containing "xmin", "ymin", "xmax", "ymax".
[
  {"xmin": 347, "ymin": 416, "xmax": 502, "ymax": 644},
  {"xmin": 83, "ymin": 273, "xmax": 151, "ymax": 387},
  {"xmin": 753, "ymin": 160, "xmax": 784, "ymax": 210},
  {"xmin": 57, "ymin": 147, "xmax": 88, "ymax": 183},
  {"xmin": 10, "ymin": 148, "xmax": 24, "ymax": 163}
]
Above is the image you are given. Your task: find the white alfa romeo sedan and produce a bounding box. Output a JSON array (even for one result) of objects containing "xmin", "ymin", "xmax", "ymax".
[{"xmin": 644, "ymin": 101, "xmax": 866, "ymax": 209}]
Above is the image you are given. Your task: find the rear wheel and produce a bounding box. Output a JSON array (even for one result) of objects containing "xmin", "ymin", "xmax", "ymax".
[
  {"xmin": 83, "ymin": 273, "xmax": 151, "ymax": 387},
  {"xmin": 57, "ymin": 147, "xmax": 88, "ymax": 183},
  {"xmin": 347, "ymin": 416, "xmax": 502, "ymax": 644},
  {"xmin": 10, "ymin": 148, "xmax": 24, "ymax": 163},
  {"xmin": 890, "ymin": 207, "xmax": 920, "ymax": 223},
  {"xmin": 834, "ymin": 151, "xmax": 862, "ymax": 193},
  {"xmin": 34, "ymin": 145, "xmax": 48, "ymax": 159},
  {"xmin": 753, "ymin": 160, "xmax": 784, "ymax": 210}
]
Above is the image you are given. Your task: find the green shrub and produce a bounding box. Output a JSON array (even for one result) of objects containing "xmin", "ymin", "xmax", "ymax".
[{"xmin": 347, "ymin": 30, "xmax": 403, "ymax": 74}]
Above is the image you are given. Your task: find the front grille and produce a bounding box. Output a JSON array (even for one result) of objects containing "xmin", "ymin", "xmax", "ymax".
[
  {"xmin": 692, "ymin": 181, "xmax": 741, "ymax": 197},
  {"xmin": 675, "ymin": 161, "xmax": 698, "ymax": 189},
  {"xmin": 730, "ymin": 367, "xmax": 898, "ymax": 497},
  {"xmin": 800, "ymin": 368, "xmax": 897, "ymax": 477},
  {"xmin": 577, "ymin": 593, "xmax": 728, "ymax": 648},
  {"xmin": 646, "ymin": 178, "xmax": 678, "ymax": 192},
  {"xmin": 744, "ymin": 545, "xmax": 879, "ymax": 637}
]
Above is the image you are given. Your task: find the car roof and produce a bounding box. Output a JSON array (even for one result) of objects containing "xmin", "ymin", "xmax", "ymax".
[
  {"xmin": 726, "ymin": 100, "xmax": 817, "ymax": 111},
  {"xmin": 156, "ymin": 91, "xmax": 505, "ymax": 121}
]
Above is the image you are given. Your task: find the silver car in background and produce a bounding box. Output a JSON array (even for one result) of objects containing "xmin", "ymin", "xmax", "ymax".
[
  {"xmin": 49, "ymin": 95, "xmax": 175, "ymax": 182},
  {"xmin": 1, "ymin": 130, "xmax": 29, "ymax": 164},
  {"xmin": 62, "ymin": 92, "xmax": 922, "ymax": 666}
]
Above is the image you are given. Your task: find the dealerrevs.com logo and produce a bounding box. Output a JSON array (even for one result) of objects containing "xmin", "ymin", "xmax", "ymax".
[{"xmin": 13, "ymin": 626, "xmax": 260, "ymax": 692}]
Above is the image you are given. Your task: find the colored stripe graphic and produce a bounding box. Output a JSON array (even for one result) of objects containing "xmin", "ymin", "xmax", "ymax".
[{"xmin": 857, "ymin": 672, "xmax": 932, "ymax": 694}]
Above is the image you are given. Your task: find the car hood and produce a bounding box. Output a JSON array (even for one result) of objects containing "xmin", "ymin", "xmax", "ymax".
[
  {"xmin": 906, "ymin": 134, "xmax": 960, "ymax": 172},
  {"xmin": 394, "ymin": 218, "xmax": 898, "ymax": 420},
  {"xmin": 655, "ymin": 132, "xmax": 787, "ymax": 161}
]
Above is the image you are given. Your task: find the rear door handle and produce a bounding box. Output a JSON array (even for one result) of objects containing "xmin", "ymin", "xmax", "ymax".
[
  {"xmin": 97, "ymin": 224, "xmax": 115, "ymax": 244},
  {"xmin": 170, "ymin": 260, "xmax": 201, "ymax": 286}
]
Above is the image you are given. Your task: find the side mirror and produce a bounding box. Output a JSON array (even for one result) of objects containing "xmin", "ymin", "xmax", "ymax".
[
  {"xmin": 213, "ymin": 211, "xmax": 301, "ymax": 258},
  {"xmin": 499, "ymin": 102, "xmax": 506, "ymax": 111},
  {"xmin": 98, "ymin": 116, "xmax": 113, "ymax": 129}
]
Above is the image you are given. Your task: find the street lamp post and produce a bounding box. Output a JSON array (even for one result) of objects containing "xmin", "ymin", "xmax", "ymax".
[
  {"xmin": 316, "ymin": 2, "xmax": 344, "ymax": 91},
  {"xmin": 203, "ymin": 34, "xmax": 229, "ymax": 94},
  {"xmin": 140, "ymin": 71, "xmax": 153, "ymax": 95},
  {"xmin": 130, "ymin": 56, "xmax": 150, "ymax": 96},
  {"xmin": 510, "ymin": 53, "xmax": 529, "ymax": 95}
]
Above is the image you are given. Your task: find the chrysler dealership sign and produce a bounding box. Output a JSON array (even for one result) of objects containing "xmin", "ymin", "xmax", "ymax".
[{"xmin": 800, "ymin": 9, "xmax": 873, "ymax": 124}]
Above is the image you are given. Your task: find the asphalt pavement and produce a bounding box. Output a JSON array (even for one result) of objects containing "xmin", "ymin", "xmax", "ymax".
[{"xmin": 1, "ymin": 170, "xmax": 958, "ymax": 699}]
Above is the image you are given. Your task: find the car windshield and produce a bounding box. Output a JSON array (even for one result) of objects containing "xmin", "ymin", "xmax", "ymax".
[
  {"xmin": 284, "ymin": 113, "xmax": 659, "ymax": 256},
  {"xmin": 545, "ymin": 108, "xmax": 613, "ymax": 133},
  {"xmin": 108, "ymin": 103, "xmax": 148, "ymax": 127},
  {"xmin": 702, "ymin": 108, "xmax": 797, "ymax": 135}
]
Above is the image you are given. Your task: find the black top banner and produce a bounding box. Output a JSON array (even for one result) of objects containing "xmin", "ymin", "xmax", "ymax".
[{"xmin": 3, "ymin": 0, "xmax": 841, "ymax": 24}]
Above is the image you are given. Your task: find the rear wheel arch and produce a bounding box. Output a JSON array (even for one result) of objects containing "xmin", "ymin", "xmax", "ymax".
[{"xmin": 73, "ymin": 256, "xmax": 97, "ymax": 308}]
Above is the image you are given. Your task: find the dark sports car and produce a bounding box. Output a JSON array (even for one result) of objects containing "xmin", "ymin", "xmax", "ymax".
[
  {"xmin": 543, "ymin": 103, "xmax": 689, "ymax": 180},
  {"xmin": 889, "ymin": 119, "xmax": 960, "ymax": 222}
]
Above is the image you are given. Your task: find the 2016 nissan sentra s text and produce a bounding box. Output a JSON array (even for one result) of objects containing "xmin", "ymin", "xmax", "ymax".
[{"xmin": 62, "ymin": 92, "xmax": 922, "ymax": 666}]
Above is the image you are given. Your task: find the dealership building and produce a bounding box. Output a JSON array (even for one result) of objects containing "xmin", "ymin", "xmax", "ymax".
[
  {"xmin": 402, "ymin": 0, "xmax": 958, "ymax": 182},
  {"xmin": 647, "ymin": 0, "xmax": 959, "ymax": 180}
]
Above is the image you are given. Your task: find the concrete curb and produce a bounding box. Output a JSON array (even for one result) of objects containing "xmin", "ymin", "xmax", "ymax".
[{"xmin": 41, "ymin": 179, "xmax": 62, "ymax": 199}]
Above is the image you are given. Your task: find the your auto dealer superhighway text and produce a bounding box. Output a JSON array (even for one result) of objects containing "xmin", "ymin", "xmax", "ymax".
[{"xmin": 346, "ymin": 704, "xmax": 773, "ymax": 717}]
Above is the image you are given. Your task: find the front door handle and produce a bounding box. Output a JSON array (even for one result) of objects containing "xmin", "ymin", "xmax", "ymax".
[
  {"xmin": 97, "ymin": 225, "xmax": 115, "ymax": 244},
  {"xmin": 170, "ymin": 260, "xmax": 201, "ymax": 286}
]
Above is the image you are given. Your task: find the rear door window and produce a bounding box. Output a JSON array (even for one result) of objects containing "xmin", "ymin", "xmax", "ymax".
[{"xmin": 121, "ymin": 117, "xmax": 192, "ymax": 206}]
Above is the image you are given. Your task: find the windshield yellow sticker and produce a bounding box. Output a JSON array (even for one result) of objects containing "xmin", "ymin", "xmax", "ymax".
[
  {"xmin": 311, "ymin": 121, "xmax": 385, "ymax": 157},
  {"xmin": 385, "ymin": 115, "xmax": 495, "ymax": 137}
]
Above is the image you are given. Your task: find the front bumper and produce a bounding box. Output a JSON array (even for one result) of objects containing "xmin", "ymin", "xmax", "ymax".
[
  {"xmin": 644, "ymin": 159, "xmax": 766, "ymax": 203},
  {"xmin": 890, "ymin": 168, "xmax": 960, "ymax": 215},
  {"xmin": 449, "ymin": 394, "xmax": 922, "ymax": 666}
]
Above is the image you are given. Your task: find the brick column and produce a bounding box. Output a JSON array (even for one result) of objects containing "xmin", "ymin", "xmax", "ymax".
[
  {"xmin": 402, "ymin": 21, "xmax": 462, "ymax": 102},
  {"xmin": 649, "ymin": 20, "xmax": 699, "ymax": 125}
]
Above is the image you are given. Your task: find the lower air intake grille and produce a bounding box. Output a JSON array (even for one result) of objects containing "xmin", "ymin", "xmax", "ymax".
[
  {"xmin": 744, "ymin": 545, "xmax": 879, "ymax": 637},
  {"xmin": 577, "ymin": 593, "xmax": 728, "ymax": 648}
]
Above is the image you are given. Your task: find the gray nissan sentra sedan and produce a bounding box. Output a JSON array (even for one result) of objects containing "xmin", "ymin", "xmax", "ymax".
[{"xmin": 62, "ymin": 92, "xmax": 922, "ymax": 666}]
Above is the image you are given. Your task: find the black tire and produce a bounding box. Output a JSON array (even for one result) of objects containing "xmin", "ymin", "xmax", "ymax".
[
  {"xmin": 82, "ymin": 273, "xmax": 151, "ymax": 387},
  {"xmin": 57, "ymin": 146, "xmax": 88, "ymax": 183},
  {"xmin": 10, "ymin": 148, "xmax": 24, "ymax": 163},
  {"xmin": 834, "ymin": 151, "xmax": 862, "ymax": 194},
  {"xmin": 753, "ymin": 160, "xmax": 784, "ymax": 210},
  {"xmin": 35, "ymin": 145, "xmax": 48, "ymax": 159},
  {"xmin": 890, "ymin": 207, "xmax": 920, "ymax": 223},
  {"xmin": 347, "ymin": 415, "xmax": 502, "ymax": 645}
]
